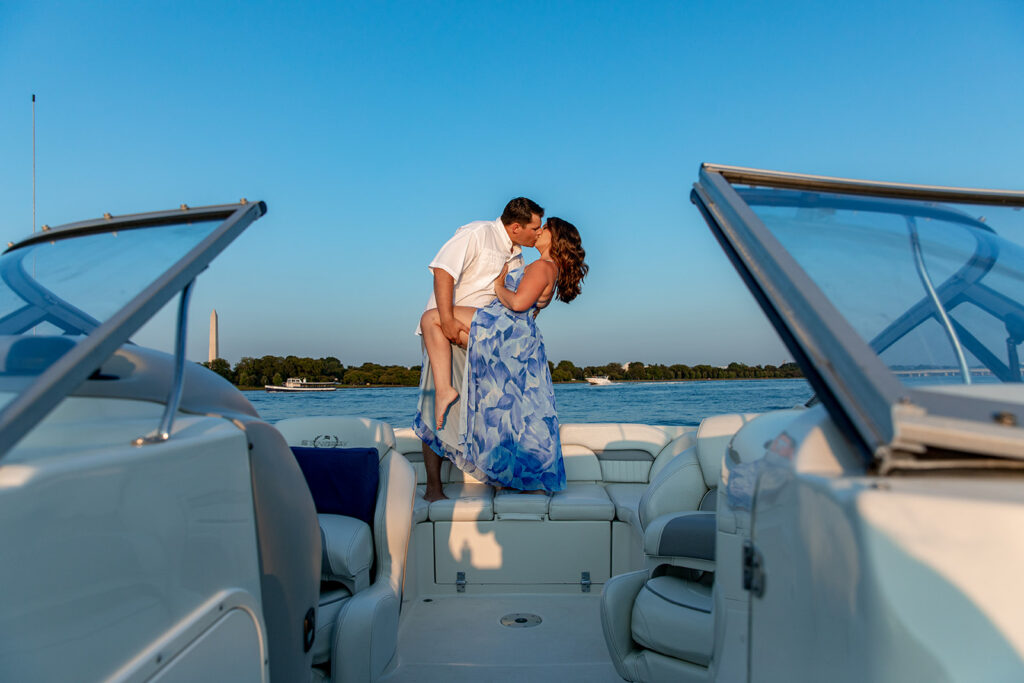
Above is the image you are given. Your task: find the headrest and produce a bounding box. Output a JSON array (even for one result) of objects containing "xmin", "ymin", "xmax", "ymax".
[
  {"xmin": 392, "ymin": 426, "xmax": 424, "ymax": 457},
  {"xmin": 695, "ymin": 413, "xmax": 758, "ymax": 489},
  {"xmin": 561, "ymin": 444, "xmax": 603, "ymax": 481},
  {"xmin": 558, "ymin": 423, "xmax": 680, "ymax": 459},
  {"xmin": 275, "ymin": 416, "xmax": 397, "ymax": 456}
]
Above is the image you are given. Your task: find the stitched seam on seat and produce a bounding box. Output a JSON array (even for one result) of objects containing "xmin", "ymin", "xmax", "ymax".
[{"xmin": 642, "ymin": 583, "xmax": 711, "ymax": 613}]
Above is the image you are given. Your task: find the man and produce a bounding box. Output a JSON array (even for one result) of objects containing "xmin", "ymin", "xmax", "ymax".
[{"xmin": 413, "ymin": 197, "xmax": 544, "ymax": 502}]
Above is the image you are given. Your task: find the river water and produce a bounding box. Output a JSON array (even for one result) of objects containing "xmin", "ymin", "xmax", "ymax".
[{"xmin": 245, "ymin": 378, "xmax": 814, "ymax": 427}]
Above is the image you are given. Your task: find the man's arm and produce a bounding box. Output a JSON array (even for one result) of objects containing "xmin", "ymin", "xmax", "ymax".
[{"xmin": 433, "ymin": 268, "xmax": 470, "ymax": 345}]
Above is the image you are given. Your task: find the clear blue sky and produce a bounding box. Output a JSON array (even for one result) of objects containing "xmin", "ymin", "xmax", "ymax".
[{"xmin": 1, "ymin": 1, "xmax": 1021, "ymax": 367}]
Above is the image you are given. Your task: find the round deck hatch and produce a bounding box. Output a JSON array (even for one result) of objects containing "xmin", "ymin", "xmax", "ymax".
[{"xmin": 500, "ymin": 613, "xmax": 542, "ymax": 628}]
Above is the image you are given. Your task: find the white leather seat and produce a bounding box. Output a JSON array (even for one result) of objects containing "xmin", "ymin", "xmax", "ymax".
[
  {"xmin": 275, "ymin": 416, "xmax": 416, "ymax": 683},
  {"xmin": 600, "ymin": 413, "xmax": 757, "ymax": 683},
  {"xmin": 548, "ymin": 483, "xmax": 615, "ymax": 520}
]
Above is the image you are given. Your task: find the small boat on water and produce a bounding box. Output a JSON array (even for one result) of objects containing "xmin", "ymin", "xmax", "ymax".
[
  {"xmin": 265, "ymin": 377, "xmax": 338, "ymax": 392},
  {"xmin": 585, "ymin": 375, "xmax": 613, "ymax": 385}
]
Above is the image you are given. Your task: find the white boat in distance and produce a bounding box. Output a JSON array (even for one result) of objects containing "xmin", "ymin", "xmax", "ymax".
[
  {"xmin": 585, "ymin": 375, "xmax": 613, "ymax": 385},
  {"xmin": 265, "ymin": 377, "xmax": 338, "ymax": 392}
]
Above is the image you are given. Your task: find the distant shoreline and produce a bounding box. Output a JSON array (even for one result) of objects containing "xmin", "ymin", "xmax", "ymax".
[{"xmin": 238, "ymin": 376, "xmax": 806, "ymax": 392}]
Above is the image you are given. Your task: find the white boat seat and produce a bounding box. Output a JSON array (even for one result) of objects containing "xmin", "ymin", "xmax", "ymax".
[
  {"xmin": 631, "ymin": 575, "xmax": 713, "ymax": 667},
  {"xmin": 274, "ymin": 416, "xmax": 416, "ymax": 683},
  {"xmin": 605, "ymin": 483, "xmax": 646, "ymax": 527},
  {"xmin": 313, "ymin": 584, "xmax": 353, "ymax": 665},
  {"xmin": 494, "ymin": 489, "xmax": 550, "ymax": 518},
  {"xmin": 548, "ymin": 483, "xmax": 615, "ymax": 521},
  {"xmin": 427, "ymin": 483, "xmax": 494, "ymax": 521},
  {"xmin": 601, "ymin": 570, "xmax": 709, "ymax": 683},
  {"xmin": 600, "ymin": 414, "xmax": 758, "ymax": 683},
  {"xmin": 318, "ymin": 514, "xmax": 373, "ymax": 595}
]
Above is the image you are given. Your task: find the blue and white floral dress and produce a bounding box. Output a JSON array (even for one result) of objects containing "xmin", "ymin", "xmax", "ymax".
[{"xmin": 450, "ymin": 266, "xmax": 566, "ymax": 492}]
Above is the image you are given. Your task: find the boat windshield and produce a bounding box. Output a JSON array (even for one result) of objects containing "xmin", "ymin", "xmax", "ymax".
[
  {"xmin": 0, "ymin": 221, "xmax": 221, "ymax": 342},
  {"xmin": 0, "ymin": 202, "xmax": 265, "ymax": 458},
  {"xmin": 739, "ymin": 189, "xmax": 1024, "ymax": 385},
  {"xmin": 692, "ymin": 165, "xmax": 1024, "ymax": 465}
]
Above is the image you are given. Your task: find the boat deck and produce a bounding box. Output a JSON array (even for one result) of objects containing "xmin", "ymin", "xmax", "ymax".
[{"xmin": 379, "ymin": 593, "xmax": 621, "ymax": 682}]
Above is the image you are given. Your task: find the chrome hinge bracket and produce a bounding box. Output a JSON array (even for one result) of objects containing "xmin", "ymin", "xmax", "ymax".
[
  {"xmin": 580, "ymin": 571, "xmax": 591, "ymax": 593},
  {"xmin": 456, "ymin": 571, "xmax": 466, "ymax": 593},
  {"xmin": 742, "ymin": 540, "xmax": 765, "ymax": 598}
]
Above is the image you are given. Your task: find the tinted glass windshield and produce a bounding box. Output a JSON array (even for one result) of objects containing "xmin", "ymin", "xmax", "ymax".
[
  {"xmin": 740, "ymin": 189, "xmax": 1024, "ymax": 384},
  {"xmin": 0, "ymin": 221, "xmax": 221, "ymax": 338}
]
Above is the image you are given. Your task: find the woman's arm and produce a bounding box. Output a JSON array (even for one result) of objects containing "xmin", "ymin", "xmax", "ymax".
[{"xmin": 494, "ymin": 261, "xmax": 556, "ymax": 312}]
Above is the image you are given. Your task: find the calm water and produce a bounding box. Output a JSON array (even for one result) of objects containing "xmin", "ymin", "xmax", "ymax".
[{"xmin": 245, "ymin": 378, "xmax": 814, "ymax": 427}]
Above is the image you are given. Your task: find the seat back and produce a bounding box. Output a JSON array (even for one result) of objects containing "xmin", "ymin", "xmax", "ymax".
[
  {"xmin": 638, "ymin": 413, "xmax": 757, "ymax": 532},
  {"xmin": 274, "ymin": 416, "xmax": 415, "ymax": 595}
]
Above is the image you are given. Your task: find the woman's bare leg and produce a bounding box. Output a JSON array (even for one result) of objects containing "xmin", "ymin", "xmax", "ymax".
[
  {"xmin": 421, "ymin": 308, "xmax": 458, "ymax": 430},
  {"xmin": 421, "ymin": 307, "xmax": 478, "ymax": 430}
]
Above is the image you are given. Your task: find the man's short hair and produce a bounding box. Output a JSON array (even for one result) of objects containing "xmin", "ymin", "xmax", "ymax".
[{"xmin": 501, "ymin": 197, "xmax": 544, "ymax": 227}]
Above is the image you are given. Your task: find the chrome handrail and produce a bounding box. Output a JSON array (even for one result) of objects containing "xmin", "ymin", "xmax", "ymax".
[
  {"xmin": 906, "ymin": 216, "xmax": 972, "ymax": 385},
  {"xmin": 134, "ymin": 279, "xmax": 194, "ymax": 445}
]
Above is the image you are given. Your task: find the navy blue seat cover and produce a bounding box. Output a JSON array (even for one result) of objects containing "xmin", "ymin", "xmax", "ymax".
[{"xmin": 291, "ymin": 447, "xmax": 379, "ymax": 527}]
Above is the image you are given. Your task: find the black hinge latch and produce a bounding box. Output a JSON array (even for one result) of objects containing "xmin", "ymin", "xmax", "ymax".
[{"xmin": 742, "ymin": 540, "xmax": 765, "ymax": 598}]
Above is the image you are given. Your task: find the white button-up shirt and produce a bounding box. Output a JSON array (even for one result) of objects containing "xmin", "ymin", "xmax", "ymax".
[{"xmin": 417, "ymin": 217, "xmax": 524, "ymax": 334}]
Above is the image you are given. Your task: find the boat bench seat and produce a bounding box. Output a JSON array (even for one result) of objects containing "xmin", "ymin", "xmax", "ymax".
[{"xmin": 395, "ymin": 423, "xmax": 696, "ymax": 524}]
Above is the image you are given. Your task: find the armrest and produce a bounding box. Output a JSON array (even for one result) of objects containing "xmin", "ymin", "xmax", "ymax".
[
  {"xmin": 643, "ymin": 511, "xmax": 716, "ymax": 572},
  {"xmin": 319, "ymin": 514, "xmax": 373, "ymax": 594}
]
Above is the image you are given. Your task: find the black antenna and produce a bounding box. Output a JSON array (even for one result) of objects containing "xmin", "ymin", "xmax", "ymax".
[{"xmin": 32, "ymin": 94, "xmax": 36, "ymax": 234}]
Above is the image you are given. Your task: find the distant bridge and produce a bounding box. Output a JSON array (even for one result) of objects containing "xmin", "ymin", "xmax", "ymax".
[{"xmin": 892, "ymin": 368, "xmax": 994, "ymax": 377}]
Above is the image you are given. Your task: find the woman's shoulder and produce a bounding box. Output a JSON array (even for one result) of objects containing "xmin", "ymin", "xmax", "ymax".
[{"xmin": 526, "ymin": 258, "xmax": 558, "ymax": 273}]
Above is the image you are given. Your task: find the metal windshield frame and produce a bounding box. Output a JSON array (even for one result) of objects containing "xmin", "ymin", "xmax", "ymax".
[
  {"xmin": 0, "ymin": 201, "xmax": 266, "ymax": 459},
  {"xmin": 691, "ymin": 164, "xmax": 1024, "ymax": 467}
]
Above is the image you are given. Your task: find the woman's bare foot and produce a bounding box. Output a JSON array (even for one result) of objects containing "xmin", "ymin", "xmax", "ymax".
[
  {"xmin": 422, "ymin": 485, "xmax": 449, "ymax": 502},
  {"xmin": 435, "ymin": 387, "xmax": 459, "ymax": 430}
]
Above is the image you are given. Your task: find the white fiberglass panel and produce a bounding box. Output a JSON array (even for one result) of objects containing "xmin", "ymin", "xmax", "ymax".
[{"xmin": 0, "ymin": 410, "xmax": 263, "ymax": 681}]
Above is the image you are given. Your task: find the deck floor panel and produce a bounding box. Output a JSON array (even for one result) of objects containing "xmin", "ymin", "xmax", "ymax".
[{"xmin": 381, "ymin": 593, "xmax": 622, "ymax": 682}]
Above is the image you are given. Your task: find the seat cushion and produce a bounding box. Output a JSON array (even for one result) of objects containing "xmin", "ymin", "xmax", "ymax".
[
  {"xmin": 605, "ymin": 483, "xmax": 646, "ymax": 528},
  {"xmin": 428, "ymin": 483, "xmax": 494, "ymax": 521},
  {"xmin": 318, "ymin": 514, "xmax": 373, "ymax": 593},
  {"xmin": 548, "ymin": 483, "xmax": 615, "ymax": 521},
  {"xmin": 493, "ymin": 489, "xmax": 550, "ymax": 518},
  {"xmin": 292, "ymin": 446, "xmax": 379, "ymax": 526},
  {"xmin": 313, "ymin": 584, "xmax": 352, "ymax": 664},
  {"xmin": 631, "ymin": 576, "xmax": 713, "ymax": 667}
]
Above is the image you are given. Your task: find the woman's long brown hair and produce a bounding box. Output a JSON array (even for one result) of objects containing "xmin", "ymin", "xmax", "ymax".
[{"xmin": 547, "ymin": 217, "xmax": 588, "ymax": 303}]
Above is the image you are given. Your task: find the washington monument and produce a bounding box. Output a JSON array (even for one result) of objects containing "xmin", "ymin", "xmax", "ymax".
[{"xmin": 209, "ymin": 309, "xmax": 219, "ymax": 362}]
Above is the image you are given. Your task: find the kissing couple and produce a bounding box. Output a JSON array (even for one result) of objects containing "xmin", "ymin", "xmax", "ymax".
[{"xmin": 412, "ymin": 197, "xmax": 589, "ymax": 502}]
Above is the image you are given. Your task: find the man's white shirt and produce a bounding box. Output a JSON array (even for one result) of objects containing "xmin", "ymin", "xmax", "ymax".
[{"xmin": 417, "ymin": 217, "xmax": 525, "ymax": 334}]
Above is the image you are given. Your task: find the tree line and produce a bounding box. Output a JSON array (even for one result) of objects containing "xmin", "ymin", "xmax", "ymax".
[
  {"xmin": 550, "ymin": 360, "xmax": 803, "ymax": 382},
  {"xmin": 202, "ymin": 356, "xmax": 802, "ymax": 388}
]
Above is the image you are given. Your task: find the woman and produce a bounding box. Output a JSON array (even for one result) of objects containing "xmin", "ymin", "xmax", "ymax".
[{"xmin": 419, "ymin": 218, "xmax": 588, "ymax": 493}]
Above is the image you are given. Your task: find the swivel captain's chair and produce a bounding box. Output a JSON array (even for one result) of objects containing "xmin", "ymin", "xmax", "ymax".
[{"xmin": 600, "ymin": 414, "xmax": 753, "ymax": 682}]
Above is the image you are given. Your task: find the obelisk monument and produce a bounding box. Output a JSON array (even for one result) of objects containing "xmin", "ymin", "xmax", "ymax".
[{"xmin": 209, "ymin": 309, "xmax": 219, "ymax": 362}]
